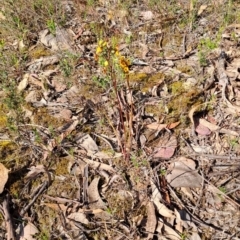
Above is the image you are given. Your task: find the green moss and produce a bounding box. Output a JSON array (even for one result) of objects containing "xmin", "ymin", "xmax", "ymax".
[
  {"xmin": 128, "ymin": 72, "xmax": 148, "ymax": 83},
  {"xmin": 28, "ymin": 45, "xmax": 52, "ymax": 60},
  {"xmin": 145, "ymin": 104, "xmax": 165, "ymax": 118},
  {"xmin": 176, "ymin": 64, "xmax": 193, "ymax": 74},
  {"xmin": 55, "ymin": 157, "xmax": 69, "ymax": 175},
  {"xmin": 0, "ymin": 142, "xmax": 18, "ymax": 162},
  {"xmin": 128, "ymin": 72, "xmax": 171, "ymax": 93},
  {"xmin": 169, "ymin": 81, "xmax": 185, "ymax": 95},
  {"xmin": 9, "ymin": 179, "xmax": 22, "ymax": 198},
  {"xmin": 148, "ymin": 72, "xmax": 164, "ymax": 81},
  {"xmin": 167, "ymin": 91, "xmax": 203, "ymax": 123},
  {"xmin": 32, "ymin": 107, "xmax": 65, "ymax": 128},
  {"xmin": 0, "ymin": 115, "xmax": 7, "ymax": 127}
]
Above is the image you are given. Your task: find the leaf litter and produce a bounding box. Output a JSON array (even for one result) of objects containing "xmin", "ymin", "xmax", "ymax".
[{"xmin": 0, "ymin": 0, "xmax": 240, "ymax": 239}]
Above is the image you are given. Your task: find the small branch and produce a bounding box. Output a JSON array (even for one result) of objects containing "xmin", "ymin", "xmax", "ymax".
[{"xmin": 0, "ymin": 194, "xmax": 16, "ymax": 240}]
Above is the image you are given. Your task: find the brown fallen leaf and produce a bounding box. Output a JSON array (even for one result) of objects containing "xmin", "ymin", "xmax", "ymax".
[
  {"xmin": 67, "ymin": 212, "xmax": 89, "ymax": 225},
  {"xmin": 197, "ymin": 4, "xmax": 208, "ymax": 16},
  {"xmin": 17, "ymin": 73, "xmax": 29, "ymax": 92},
  {"xmin": 199, "ymin": 118, "xmax": 239, "ymax": 136},
  {"xmin": 146, "ymin": 122, "xmax": 167, "ymax": 131},
  {"xmin": 144, "ymin": 202, "xmax": 157, "ymax": 240},
  {"xmin": 166, "ymin": 121, "xmax": 180, "ymax": 129},
  {"xmin": 146, "ymin": 121, "xmax": 180, "ymax": 131},
  {"xmin": 44, "ymin": 203, "xmax": 67, "ymax": 212},
  {"xmin": 166, "ymin": 157, "xmax": 202, "ymax": 188},
  {"xmin": 55, "ymin": 109, "xmax": 72, "ymax": 120},
  {"xmin": 76, "ymin": 134, "xmax": 99, "ymax": 155},
  {"xmin": 153, "ymin": 133, "xmax": 177, "ymax": 159},
  {"xmin": 195, "ymin": 122, "xmax": 211, "ymax": 136},
  {"xmin": 87, "ymin": 177, "xmax": 106, "ymax": 209},
  {"xmin": 0, "ymin": 163, "xmax": 9, "ymax": 194},
  {"xmin": 0, "ymin": 11, "xmax": 6, "ymax": 20},
  {"xmin": 19, "ymin": 222, "xmax": 39, "ymax": 240},
  {"xmin": 140, "ymin": 10, "xmax": 154, "ymax": 20}
]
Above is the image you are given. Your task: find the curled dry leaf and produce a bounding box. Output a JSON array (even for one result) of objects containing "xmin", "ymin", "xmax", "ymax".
[
  {"xmin": 151, "ymin": 181, "xmax": 175, "ymax": 218},
  {"xmin": 174, "ymin": 209, "xmax": 183, "ymax": 234},
  {"xmin": 164, "ymin": 223, "xmax": 181, "ymax": 240},
  {"xmin": 156, "ymin": 219, "xmax": 164, "ymax": 234},
  {"xmin": 87, "ymin": 177, "xmax": 106, "ymax": 209},
  {"xmin": 154, "ymin": 201, "xmax": 175, "ymax": 218},
  {"xmin": 144, "ymin": 202, "xmax": 157, "ymax": 240},
  {"xmin": 0, "ymin": 163, "xmax": 9, "ymax": 194},
  {"xmin": 151, "ymin": 180, "xmax": 162, "ymax": 201},
  {"xmin": 153, "ymin": 133, "xmax": 177, "ymax": 159},
  {"xmin": 166, "ymin": 157, "xmax": 202, "ymax": 188}
]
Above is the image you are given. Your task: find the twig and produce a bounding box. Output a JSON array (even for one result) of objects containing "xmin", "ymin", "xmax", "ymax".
[
  {"xmin": 20, "ymin": 181, "xmax": 48, "ymax": 216},
  {"xmin": 188, "ymin": 153, "xmax": 240, "ymax": 161},
  {"xmin": 0, "ymin": 194, "xmax": 16, "ymax": 240}
]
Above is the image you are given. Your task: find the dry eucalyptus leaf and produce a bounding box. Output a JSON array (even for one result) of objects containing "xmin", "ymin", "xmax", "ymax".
[
  {"xmin": 174, "ymin": 209, "xmax": 183, "ymax": 234},
  {"xmin": 0, "ymin": 163, "xmax": 9, "ymax": 194},
  {"xmin": 140, "ymin": 10, "xmax": 154, "ymax": 20},
  {"xmin": 197, "ymin": 4, "xmax": 208, "ymax": 16},
  {"xmin": 77, "ymin": 134, "xmax": 99, "ymax": 155},
  {"xmin": 156, "ymin": 219, "xmax": 164, "ymax": 234},
  {"xmin": 56, "ymin": 109, "xmax": 72, "ymax": 120},
  {"xmin": 166, "ymin": 157, "xmax": 202, "ymax": 188},
  {"xmin": 199, "ymin": 118, "xmax": 239, "ymax": 136},
  {"xmin": 17, "ymin": 73, "xmax": 29, "ymax": 92},
  {"xmin": 163, "ymin": 223, "xmax": 181, "ymax": 240},
  {"xmin": 19, "ymin": 222, "xmax": 39, "ymax": 240},
  {"xmin": 87, "ymin": 177, "xmax": 106, "ymax": 209},
  {"xmin": 190, "ymin": 232, "xmax": 202, "ymax": 240},
  {"xmin": 52, "ymin": 78, "xmax": 67, "ymax": 92},
  {"xmin": 154, "ymin": 201, "xmax": 175, "ymax": 218},
  {"xmin": 151, "ymin": 180, "xmax": 162, "ymax": 201},
  {"xmin": 67, "ymin": 212, "xmax": 89, "ymax": 225},
  {"xmin": 0, "ymin": 11, "xmax": 6, "ymax": 20},
  {"xmin": 153, "ymin": 133, "xmax": 177, "ymax": 159},
  {"xmin": 144, "ymin": 202, "xmax": 157, "ymax": 240},
  {"xmin": 195, "ymin": 122, "xmax": 211, "ymax": 136},
  {"xmin": 146, "ymin": 122, "xmax": 167, "ymax": 131},
  {"xmin": 39, "ymin": 27, "xmax": 74, "ymax": 52},
  {"xmin": 44, "ymin": 203, "xmax": 67, "ymax": 212}
]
